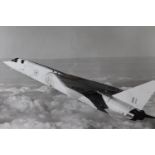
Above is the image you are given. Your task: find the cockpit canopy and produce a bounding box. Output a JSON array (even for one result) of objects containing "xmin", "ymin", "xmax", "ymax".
[
  {"xmin": 11, "ymin": 58, "xmax": 19, "ymax": 62},
  {"xmin": 11, "ymin": 58, "xmax": 25, "ymax": 64}
]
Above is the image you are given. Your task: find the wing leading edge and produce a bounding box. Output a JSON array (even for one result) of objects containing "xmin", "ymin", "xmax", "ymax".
[{"xmin": 31, "ymin": 60, "xmax": 123, "ymax": 96}]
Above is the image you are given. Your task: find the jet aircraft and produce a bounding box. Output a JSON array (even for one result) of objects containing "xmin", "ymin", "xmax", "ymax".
[{"xmin": 3, "ymin": 58, "xmax": 155, "ymax": 121}]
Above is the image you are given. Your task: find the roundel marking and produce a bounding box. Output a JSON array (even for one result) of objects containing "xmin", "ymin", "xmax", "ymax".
[{"xmin": 45, "ymin": 72, "xmax": 54, "ymax": 86}]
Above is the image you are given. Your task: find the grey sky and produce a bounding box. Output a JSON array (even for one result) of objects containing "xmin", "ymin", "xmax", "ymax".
[{"xmin": 0, "ymin": 26, "xmax": 155, "ymax": 59}]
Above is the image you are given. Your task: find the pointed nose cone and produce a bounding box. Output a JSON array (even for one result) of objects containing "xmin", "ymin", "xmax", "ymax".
[{"xmin": 3, "ymin": 61, "xmax": 12, "ymax": 67}]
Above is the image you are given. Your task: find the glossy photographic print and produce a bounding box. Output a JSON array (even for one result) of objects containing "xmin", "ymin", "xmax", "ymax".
[{"xmin": 0, "ymin": 26, "xmax": 155, "ymax": 129}]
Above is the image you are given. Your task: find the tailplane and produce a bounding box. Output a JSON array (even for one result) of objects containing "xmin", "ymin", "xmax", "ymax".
[{"xmin": 113, "ymin": 81, "xmax": 155, "ymax": 110}]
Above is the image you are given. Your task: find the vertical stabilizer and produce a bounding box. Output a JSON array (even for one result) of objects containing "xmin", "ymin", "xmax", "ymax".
[{"xmin": 113, "ymin": 81, "xmax": 155, "ymax": 110}]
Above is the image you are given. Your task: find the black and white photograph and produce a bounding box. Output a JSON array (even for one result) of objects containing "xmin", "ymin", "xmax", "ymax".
[
  {"xmin": 0, "ymin": 26, "xmax": 155, "ymax": 129},
  {"xmin": 1, "ymin": 1, "xmax": 155, "ymax": 155}
]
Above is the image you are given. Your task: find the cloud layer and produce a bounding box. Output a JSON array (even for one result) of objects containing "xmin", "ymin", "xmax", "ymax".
[{"xmin": 0, "ymin": 83, "xmax": 154, "ymax": 129}]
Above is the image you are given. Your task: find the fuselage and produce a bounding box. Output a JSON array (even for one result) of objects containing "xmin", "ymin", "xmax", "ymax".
[{"xmin": 3, "ymin": 58, "xmax": 138, "ymax": 119}]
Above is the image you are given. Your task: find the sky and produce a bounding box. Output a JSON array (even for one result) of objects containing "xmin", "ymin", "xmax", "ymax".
[{"xmin": 0, "ymin": 26, "xmax": 155, "ymax": 59}]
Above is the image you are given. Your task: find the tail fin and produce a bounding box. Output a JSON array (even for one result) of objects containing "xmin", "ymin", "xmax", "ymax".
[{"xmin": 113, "ymin": 81, "xmax": 155, "ymax": 110}]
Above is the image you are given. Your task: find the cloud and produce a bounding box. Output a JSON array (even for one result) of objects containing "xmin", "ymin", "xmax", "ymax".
[
  {"xmin": 0, "ymin": 118, "xmax": 51, "ymax": 129},
  {"xmin": 0, "ymin": 85, "xmax": 154, "ymax": 128},
  {"xmin": 33, "ymin": 85, "xmax": 52, "ymax": 93}
]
